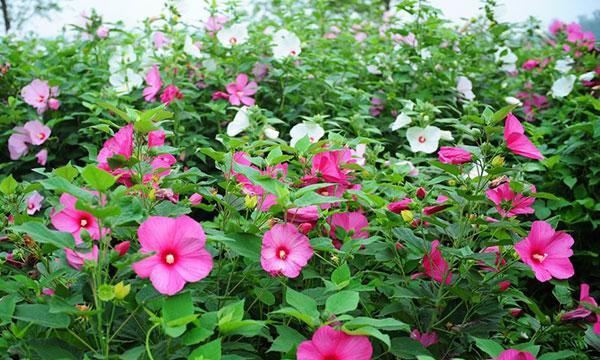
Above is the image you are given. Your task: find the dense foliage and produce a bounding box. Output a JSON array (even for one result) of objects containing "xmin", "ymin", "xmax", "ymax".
[{"xmin": 0, "ymin": 0, "xmax": 599, "ymax": 359}]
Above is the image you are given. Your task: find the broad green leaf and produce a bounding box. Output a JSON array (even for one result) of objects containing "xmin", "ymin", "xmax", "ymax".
[
  {"xmin": 326, "ymin": 291, "xmax": 360, "ymax": 314},
  {"xmin": 286, "ymin": 288, "xmax": 319, "ymax": 318},
  {"xmin": 0, "ymin": 175, "xmax": 18, "ymax": 195},
  {"xmin": 331, "ymin": 263, "xmax": 350, "ymax": 288},
  {"xmin": 268, "ymin": 325, "xmax": 305, "ymax": 353},
  {"xmin": 163, "ymin": 292, "xmax": 196, "ymax": 329},
  {"xmin": 81, "ymin": 165, "xmax": 115, "ymax": 191},
  {"xmin": 188, "ymin": 338, "xmax": 221, "ymax": 360},
  {"xmin": 12, "ymin": 222, "xmax": 74, "ymax": 249},
  {"xmin": 218, "ymin": 300, "xmax": 245, "ymax": 326},
  {"xmin": 13, "ymin": 304, "xmax": 70, "ymax": 328},
  {"xmin": 473, "ymin": 337, "xmax": 504, "ymax": 358}
]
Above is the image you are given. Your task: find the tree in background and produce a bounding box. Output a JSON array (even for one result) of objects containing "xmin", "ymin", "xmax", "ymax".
[
  {"xmin": 579, "ymin": 9, "xmax": 600, "ymax": 38},
  {"xmin": 0, "ymin": 0, "xmax": 62, "ymax": 33}
]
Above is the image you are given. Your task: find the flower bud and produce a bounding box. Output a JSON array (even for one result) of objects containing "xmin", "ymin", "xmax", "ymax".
[
  {"xmin": 114, "ymin": 241, "xmax": 130, "ymax": 256},
  {"xmin": 416, "ymin": 187, "xmax": 426, "ymax": 199},
  {"xmin": 298, "ymin": 222, "xmax": 314, "ymax": 234},
  {"xmin": 401, "ymin": 210, "xmax": 414, "ymax": 223},
  {"xmin": 245, "ymin": 194, "xmax": 258, "ymax": 209},
  {"xmin": 48, "ymin": 98, "xmax": 60, "ymax": 110},
  {"xmin": 491, "ymin": 155, "xmax": 505, "ymax": 167},
  {"xmin": 114, "ymin": 281, "xmax": 131, "ymax": 300}
]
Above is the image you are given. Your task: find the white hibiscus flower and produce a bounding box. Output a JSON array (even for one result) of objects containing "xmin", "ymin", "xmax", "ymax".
[
  {"xmin": 406, "ymin": 126, "xmax": 441, "ymax": 153},
  {"xmin": 390, "ymin": 112, "xmax": 412, "ymax": 131},
  {"xmin": 109, "ymin": 69, "xmax": 143, "ymax": 95},
  {"xmin": 289, "ymin": 122, "xmax": 325, "ymax": 147},
  {"xmin": 217, "ymin": 23, "xmax": 249, "ymax": 48},
  {"xmin": 184, "ymin": 36, "xmax": 202, "ymax": 58},
  {"xmin": 551, "ymin": 75, "xmax": 576, "ymax": 98},
  {"xmin": 555, "ymin": 57, "xmax": 574, "ymax": 74},
  {"xmin": 272, "ymin": 29, "xmax": 301, "ymax": 60},
  {"xmin": 456, "ymin": 76, "xmax": 475, "ymax": 101},
  {"xmin": 227, "ymin": 106, "xmax": 250, "ymax": 137},
  {"xmin": 264, "ymin": 127, "xmax": 280, "ymax": 140}
]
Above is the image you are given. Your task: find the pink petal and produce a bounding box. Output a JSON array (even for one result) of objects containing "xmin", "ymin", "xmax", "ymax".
[
  {"xmin": 174, "ymin": 250, "xmax": 213, "ymax": 282},
  {"xmin": 507, "ymin": 133, "xmax": 544, "ymax": 160},
  {"xmin": 132, "ymin": 255, "xmax": 161, "ymax": 278},
  {"xmin": 504, "ymin": 113, "xmax": 525, "ymax": 140},
  {"xmin": 149, "ymin": 263, "xmax": 186, "ymax": 295},
  {"xmin": 137, "ymin": 216, "xmax": 176, "ymax": 251},
  {"xmin": 235, "ymin": 73, "xmax": 248, "ymax": 87}
]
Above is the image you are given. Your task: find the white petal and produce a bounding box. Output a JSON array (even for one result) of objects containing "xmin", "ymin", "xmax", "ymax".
[
  {"xmin": 390, "ymin": 112, "xmax": 411, "ymax": 131},
  {"xmin": 551, "ymin": 75, "xmax": 576, "ymax": 98},
  {"xmin": 439, "ymin": 130, "xmax": 454, "ymax": 141},
  {"xmin": 264, "ymin": 127, "xmax": 279, "ymax": 139},
  {"xmin": 227, "ymin": 106, "xmax": 250, "ymax": 137}
]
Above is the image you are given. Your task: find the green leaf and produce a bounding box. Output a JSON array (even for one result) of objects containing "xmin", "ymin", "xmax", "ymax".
[
  {"xmin": 12, "ymin": 222, "xmax": 74, "ymax": 249},
  {"xmin": 331, "ymin": 263, "xmax": 350, "ymax": 288},
  {"xmin": 53, "ymin": 163, "xmax": 79, "ymax": 181},
  {"xmin": 0, "ymin": 295, "xmax": 17, "ymax": 325},
  {"xmin": 538, "ymin": 351, "xmax": 577, "ymax": 360},
  {"xmin": 294, "ymin": 135, "xmax": 311, "ymax": 153},
  {"xmin": 218, "ymin": 300, "xmax": 245, "ymax": 326},
  {"xmin": 344, "ymin": 326, "xmax": 390, "ymax": 348},
  {"xmin": 188, "ymin": 338, "xmax": 221, "ymax": 360},
  {"xmin": 81, "ymin": 165, "xmax": 116, "ymax": 191},
  {"xmin": 41, "ymin": 177, "xmax": 95, "ymax": 203},
  {"xmin": 163, "ymin": 292, "xmax": 196, "ymax": 329},
  {"xmin": 491, "ymin": 104, "xmax": 518, "ymax": 124},
  {"xmin": 344, "ymin": 317, "xmax": 410, "ymax": 332},
  {"xmin": 0, "ymin": 175, "xmax": 18, "ymax": 195},
  {"xmin": 268, "ymin": 325, "xmax": 305, "ymax": 353},
  {"xmin": 97, "ymin": 101, "xmax": 132, "ymax": 122},
  {"xmin": 208, "ymin": 231, "xmax": 261, "ymax": 260},
  {"xmin": 286, "ymin": 288, "xmax": 319, "ymax": 318},
  {"xmin": 473, "ymin": 337, "xmax": 504, "ymax": 357},
  {"xmin": 13, "ymin": 304, "xmax": 70, "ymax": 328},
  {"xmin": 294, "ymin": 191, "xmax": 346, "ymax": 207},
  {"xmin": 430, "ymin": 160, "xmax": 461, "ymax": 176},
  {"xmin": 325, "ymin": 290, "xmax": 359, "ymax": 314},
  {"xmin": 390, "ymin": 337, "xmax": 433, "ymax": 358}
]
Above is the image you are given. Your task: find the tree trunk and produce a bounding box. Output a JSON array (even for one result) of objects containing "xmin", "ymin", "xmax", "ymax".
[{"xmin": 1, "ymin": 0, "xmax": 9, "ymax": 33}]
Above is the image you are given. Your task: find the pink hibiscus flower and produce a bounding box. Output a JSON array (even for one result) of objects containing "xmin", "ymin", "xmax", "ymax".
[
  {"xmin": 97, "ymin": 124, "xmax": 134, "ymax": 183},
  {"xmin": 36, "ymin": 149, "xmax": 48, "ymax": 165},
  {"xmin": 327, "ymin": 211, "xmax": 369, "ymax": 244},
  {"xmin": 287, "ymin": 206, "xmax": 319, "ymax": 224},
  {"xmin": 160, "ymin": 84, "xmax": 183, "ymax": 105},
  {"xmin": 143, "ymin": 65, "xmax": 162, "ymax": 102},
  {"xmin": 65, "ymin": 245, "xmax": 99, "ymax": 270},
  {"xmin": 422, "ymin": 240, "xmax": 452, "ymax": 284},
  {"xmin": 562, "ymin": 283, "xmax": 600, "ymax": 334},
  {"xmin": 260, "ymin": 223, "xmax": 313, "ymax": 278},
  {"xmin": 204, "ymin": 14, "xmax": 228, "ymax": 33},
  {"xmin": 438, "ymin": 146, "xmax": 472, "ymax": 165},
  {"xmin": 51, "ymin": 193, "xmax": 103, "ymax": 244},
  {"xmin": 226, "ymin": 73, "xmax": 257, "ymax": 106},
  {"xmin": 387, "ymin": 198, "xmax": 413, "ymax": 213},
  {"xmin": 495, "ymin": 349, "xmax": 536, "ymax": 360},
  {"xmin": 514, "ymin": 221, "xmax": 574, "ymax": 282},
  {"xmin": 410, "ymin": 329, "xmax": 439, "ymax": 348},
  {"xmin": 148, "ymin": 129, "xmax": 165, "ymax": 148},
  {"xmin": 306, "ymin": 149, "xmax": 354, "ymax": 185},
  {"xmin": 132, "ymin": 216, "xmax": 213, "ymax": 295},
  {"xmin": 8, "ymin": 127, "xmax": 31, "ymax": 160},
  {"xmin": 504, "ymin": 113, "xmax": 544, "ymax": 160},
  {"xmin": 297, "ymin": 325, "xmax": 373, "ymax": 360},
  {"xmin": 26, "ymin": 191, "xmax": 44, "ymax": 215},
  {"xmin": 153, "ymin": 31, "xmax": 170, "ymax": 49},
  {"xmin": 485, "ymin": 182, "xmax": 536, "ymax": 217},
  {"xmin": 23, "ymin": 120, "xmax": 51, "ymax": 145},
  {"xmin": 21, "ymin": 79, "xmax": 59, "ymax": 114}
]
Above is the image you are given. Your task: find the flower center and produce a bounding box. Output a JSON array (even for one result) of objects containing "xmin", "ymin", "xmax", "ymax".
[
  {"xmin": 37, "ymin": 95, "xmax": 46, "ymax": 103},
  {"xmin": 28, "ymin": 203, "xmax": 35, "ymax": 209},
  {"xmin": 418, "ymin": 136, "xmax": 427, "ymax": 143},
  {"xmin": 290, "ymin": 50, "xmax": 297, "ymax": 56},
  {"xmin": 277, "ymin": 247, "xmax": 288, "ymax": 260},
  {"xmin": 165, "ymin": 253, "xmax": 175, "ymax": 264},
  {"xmin": 323, "ymin": 355, "xmax": 340, "ymax": 360},
  {"xmin": 80, "ymin": 218, "xmax": 88, "ymax": 227},
  {"xmin": 236, "ymin": 91, "xmax": 244, "ymax": 98},
  {"xmin": 229, "ymin": 37, "xmax": 237, "ymax": 45},
  {"xmin": 37, "ymin": 132, "xmax": 46, "ymax": 140},
  {"xmin": 532, "ymin": 252, "xmax": 548, "ymax": 263}
]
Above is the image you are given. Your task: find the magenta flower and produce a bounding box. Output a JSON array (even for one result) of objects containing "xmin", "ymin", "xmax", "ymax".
[
  {"xmin": 562, "ymin": 283, "xmax": 598, "ymax": 321},
  {"xmin": 438, "ymin": 146, "xmax": 472, "ymax": 164},
  {"xmin": 522, "ymin": 59, "xmax": 539, "ymax": 70},
  {"xmin": 51, "ymin": 193, "xmax": 103, "ymax": 244},
  {"xmin": 260, "ymin": 223, "xmax": 313, "ymax": 278},
  {"xmin": 287, "ymin": 206, "xmax": 319, "ymax": 224},
  {"xmin": 132, "ymin": 216, "xmax": 213, "ymax": 295},
  {"xmin": 485, "ymin": 182, "xmax": 535, "ymax": 217},
  {"xmin": 226, "ymin": 74, "xmax": 257, "ymax": 106},
  {"xmin": 26, "ymin": 191, "xmax": 44, "ymax": 215},
  {"xmin": 36, "ymin": 149, "xmax": 48, "ymax": 165},
  {"xmin": 423, "ymin": 240, "xmax": 452, "ymax": 284},
  {"xmin": 148, "ymin": 129, "xmax": 165, "ymax": 148},
  {"xmin": 387, "ymin": 198, "xmax": 413, "ymax": 213},
  {"xmin": 504, "ymin": 113, "xmax": 543, "ymax": 160},
  {"xmin": 479, "ymin": 246, "xmax": 506, "ymax": 272},
  {"xmin": 297, "ymin": 325, "xmax": 373, "ymax": 360},
  {"xmin": 21, "ymin": 79, "xmax": 59, "ymax": 114},
  {"xmin": 65, "ymin": 245, "xmax": 99, "ymax": 270},
  {"xmin": 97, "ymin": 124, "xmax": 134, "ymax": 181},
  {"xmin": 153, "ymin": 31, "xmax": 170, "ymax": 49},
  {"xmin": 514, "ymin": 221, "xmax": 574, "ymax": 282},
  {"xmin": 410, "ymin": 329, "xmax": 439, "ymax": 348},
  {"xmin": 549, "ymin": 19, "xmax": 564, "ymax": 35},
  {"xmin": 114, "ymin": 241, "xmax": 130, "ymax": 256},
  {"xmin": 160, "ymin": 84, "xmax": 183, "ymax": 105},
  {"xmin": 327, "ymin": 212, "xmax": 369, "ymax": 242},
  {"xmin": 495, "ymin": 349, "xmax": 536, "ymax": 360},
  {"xmin": 143, "ymin": 65, "xmax": 162, "ymax": 102}
]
